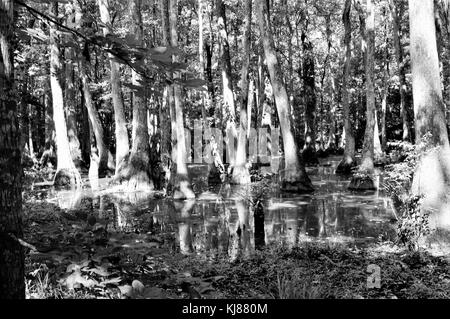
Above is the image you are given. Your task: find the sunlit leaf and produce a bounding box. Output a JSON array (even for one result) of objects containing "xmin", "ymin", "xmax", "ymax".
[
  {"xmin": 131, "ymin": 280, "xmax": 145, "ymax": 294},
  {"xmin": 118, "ymin": 284, "xmax": 133, "ymax": 297},
  {"xmin": 61, "ymin": 269, "xmax": 97, "ymax": 290},
  {"xmin": 88, "ymin": 266, "xmax": 110, "ymax": 277}
]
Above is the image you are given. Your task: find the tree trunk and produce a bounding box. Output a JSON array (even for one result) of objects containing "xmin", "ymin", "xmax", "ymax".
[
  {"xmin": 256, "ymin": 0, "xmax": 313, "ymax": 193},
  {"xmin": 349, "ymin": 0, "xmax": 377, "ymax": 191},
  {"xmin": 232, "ymin": 0, "xmax": 252, "ymax": 184},
  {"xmin": 389, "ymin": 0, "xmax": 411, "ymax": 141},
  {"xmin": 374, "ymin": 108, "xmax": 383, "ymax": 160},
  {"xmin": 63, "ymin": 6, "xmax": 82, "ymax": 169},
  {"xmin": 436, "ymin": 0, "xmax": 450, "ymax": 128},
  {"xmin": 326, "ymin": 77, "xmax": 337, "ymax": 151},
  {"xmin": 159, "ymin": 0, "xmax": 172, "ymax": 192},
  {"xmin": 79, "ymin": 55, "xmax": 110, "ymax": 177},
  {"xmin": 198, "ymin": 0, "xmax": 209, "ymax": 121},
  {"xmin": 216, "ymin": 0, "xmax": 237, "ymax": 166},
  {"xmin": 49, "ymin": 2, "xmax": 81, "ymax": 187},
  {"xmin": 44, "ymin": 80, "xmax": 55, "ymax": 150},
  {"xmin": 0, "ymin": 0, "xmax": 25, "ymax": 299},
  {"xmin": 409, "ymin": 1, "xmax": 448, "ymax": 147},
  {"xmin": 169, "ymin": 0, "xmax": 195, "ymax": 199},
  {"xmin": 36, "ymin": 95, "xmax": 45, "ymax": 153},
  {"xmin": 79, "ymin": 84, "xmax": 91, "ymax": 165},
  {"xmin": 117, "ymin": 0, "xmax": 153, "ymax": 191},
  {"xmin": 381, "ymin": 25, "xmax": 390, "ymax": 152},
  {"xmin": 301, "ymin": 32, "xmax": 319, "ymax": 165},
  {"xmin": 336, "ymin": 0, "xmax": 357, "ymax": 174},
  {"xmin": 409, "ymin": 0, "xmax": 450, "ymax": 231},
  {"xmin": 204, "ymin": 4, "xmax": 215, "ymax": 107},
  {"xmin": 97, "ymin": 0, "xmax": 130, "ymax": 176},
  {"xmin": 381, "ymin": 86, "xmax": 388, "ymax": 151},
  {"xmin": 360, "ymin": 0, "xmax": 376, "ymax": 173}
]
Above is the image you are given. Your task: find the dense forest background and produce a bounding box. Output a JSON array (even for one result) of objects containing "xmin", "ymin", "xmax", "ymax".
[
  {"xmin": 2, "ymin": 0, "xmax": 450, "ymax": 299},
  {"xmin": 10, "ymin": 0, "xmax": 425, "ymax": 185}
]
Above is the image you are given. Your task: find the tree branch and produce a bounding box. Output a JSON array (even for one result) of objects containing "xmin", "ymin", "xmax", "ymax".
[{"xmin": 15, "ymin": 0, "xmax": 156, "ymax": 82}]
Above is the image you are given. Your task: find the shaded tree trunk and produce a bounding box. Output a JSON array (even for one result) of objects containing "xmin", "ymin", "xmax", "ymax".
[
  {"xmin": 301, "ymin": 30, "xmax": 319, "ymax": 165},
  {"xmin": 79, "ymin": 54, "xmax": 109, "ymax": 177},
  {"xmin": 256, "ymin": 0, "xmax": 313, "ymax": 192},
  {"xmin": 336, "ymin": 0, "xmax": 357, "ymax": 174},
  {"xmin": 436, "ymin": 0, "xmax": 450, "ymax": 128},
  {"xmin": 381, "ymin": 86, "xmax": 388, "ymax": 151},
  {"xmin": 380, "ymin": 21, "xmax": 390, "ymax": 152},
  {"xmin": 0, "ymin": 0, "xmax": 25, "ymax": 299},
  {"xmin": 44, "ymin": 80, "xmax": 55, "ymax": 150},
  {"xmin": 49, "ymin": 2, "xmax": 81, "ymax": 187},
  {"xmin": 349, "ymin": 0, "xmax": 377, "ymax": 191},
  {"xmin": 232, "ymin": 0, "xmax": 252, "ymax": 184},
  {"xmin": 79, "ymin": 84, "xmax": 91, "ymax": 166},
  {"xmin": 97, "ymin": 0, "xmax": 130, "ymax": 176},
  {"xmin": 64, "ymin": 45, "xmax": 82, "ymax": 168},
  {"xmin": 169, "ymin": 0, "xmax": 195, "ymax": 199},
  {"xmin": 116, "ymin": 0, "xmax": 153, "ymax": 191},
  {"xmin": 326, "ymin": 77, "xmax": 338, "ymax": 151},
  {"xmin": 64, "ymin": 5, "xmax": 82, "ymax": 167},
  {"xmin": 389, "ymin": 0, "xmax": 411, "ymax": 141},
  {"xmin": 198, "ymin": 0, "xmax": 209, "ymax": 120},
  {"xmin": 159, "ymin": 0, "xmax": 172, "ymax": 192},
  {"xmin": 374, "ymin": 109, "xmax": 383, "ymax": 160}
]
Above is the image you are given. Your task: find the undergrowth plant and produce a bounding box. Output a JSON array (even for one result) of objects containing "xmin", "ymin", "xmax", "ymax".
[{"xmin": 383, "ymin": 133, "xmax": 436, "ymax": 251}]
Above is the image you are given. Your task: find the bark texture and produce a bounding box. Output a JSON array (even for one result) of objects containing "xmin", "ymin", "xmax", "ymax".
[
  {"xmin": 116, "ymin": 0, "xmax": 154, "ymax": 191},
  {"xmin": 232, "ymin": 0, "xmax": 252, "ymax": 184},
  {"xmin": 0, "ymin": 0, "xmax": 25, "ymax": 299},
  {"xmin": 336, "ymin": 0, "xmax": 357, "ymax": 175},
  {"xmin": 169, "ymin": 0, "xmax": 195, "ymax": 199},
  {"xmin": 409, "ymin": 0, "xmax": 450, "ymax": 230},
  {"xmin": 97, "ymin": 0, "xmax": 130, "ymax": 176},
  {"xmin": 256, "ymin": 0, "xmax": 313, "ymax": 192},
  {"xmin": 216, "ymin": 0, "xmax": 237, "ymax": 166},
  {"xmin": 49, "ymin": 2, "xmax": 81, "ymax": 187},
  {"xmin": 389, "ymin": 0, "xmax": 411, "ymax": 141}
]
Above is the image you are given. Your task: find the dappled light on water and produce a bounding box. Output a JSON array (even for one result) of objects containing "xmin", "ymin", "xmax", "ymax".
[{"xmin": 30, "ymin": 157, "xmax": 397, "ymax": 261}]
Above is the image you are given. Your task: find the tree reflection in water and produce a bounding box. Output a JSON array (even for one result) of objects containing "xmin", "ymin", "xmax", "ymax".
[{"xmin": 45, "ymin": 158, "xmax": 397, "ymax": 260}]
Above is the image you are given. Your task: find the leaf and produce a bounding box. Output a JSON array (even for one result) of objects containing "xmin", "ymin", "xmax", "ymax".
[
  {"xmin": 87, "ymin": 266, "xmax": 110, "ymax": 277},
  {"xmin": 66, "ymin": 263, "xmax": 81, "ymax": 273},
  {"xmin": 132, "ymin": 280, "xmax": 145, "ymax": 294},
  {"xmin": 99, "ymin": 277, "xmax": 122, "ymax": 287},
  {"xmin": 61, "ymin": 270, "xmax": 97, "ymax": 290},
  {"xmin": 204, "ymin": 275, "xmax": 226, "ymax": 282},
  {"xmin": 24, "ymin": 28, "xmax": 48, "ymax": 42},
  {"xmin": 118, "ymin": 284, "xmax": 133, "ymax": 297}
]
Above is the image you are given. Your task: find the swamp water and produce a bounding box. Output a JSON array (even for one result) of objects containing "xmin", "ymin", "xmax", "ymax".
[{"xmin": 29, "ymin": 156, "xmax": 397, "ymax": 261}]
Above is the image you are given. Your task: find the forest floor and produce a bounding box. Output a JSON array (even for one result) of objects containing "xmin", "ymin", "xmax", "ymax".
[{"xmin": 23, "ymin": 196, "xmax": 450, "ymax": 299}]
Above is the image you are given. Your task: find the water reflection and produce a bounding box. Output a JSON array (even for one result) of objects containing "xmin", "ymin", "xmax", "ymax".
[
  {"xmin": 174, "ymin": 200, "xmax": 195, "ymax": 255},
  {"xmin": 37, "ymin": 157, "xmax": 397, "ymax": 260}
]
